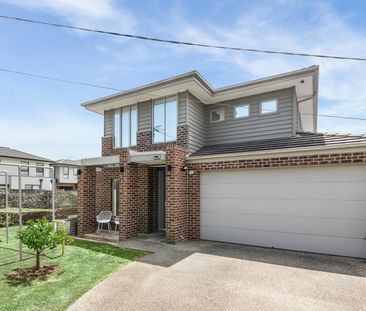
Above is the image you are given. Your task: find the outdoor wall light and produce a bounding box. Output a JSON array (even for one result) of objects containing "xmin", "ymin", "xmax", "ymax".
[
  {"xmin": 77, "ymin": 169, "xmax": 81, "ymax": 176},
  {"xmin": 181, "ymin": 166, "xmax": 188, "ymax": 172},
  {"xmin": 120, "ymin": 166, "xmax": 124, "ymax": 173},
  {"xmin": 167, "ymin": 165, "xmax": 173, "ymax": 172}
]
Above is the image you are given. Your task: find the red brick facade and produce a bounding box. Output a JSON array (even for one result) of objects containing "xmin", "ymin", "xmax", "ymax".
[
  {"xmin": 186, "ymin": 151, "xmax": 366, "ymax": 240},
  {"xmin": 165, "ymin": 145, "xmax": 189, "ymax": 242},
  {"xmin": 80, "ymin": 127, "xmax": 366, "ymax": 243}
]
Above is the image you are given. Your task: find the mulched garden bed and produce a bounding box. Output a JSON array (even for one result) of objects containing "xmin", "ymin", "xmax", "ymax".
[{"xmin": 8, "ymin": 265, "xmax": 59, "ymax": 281}]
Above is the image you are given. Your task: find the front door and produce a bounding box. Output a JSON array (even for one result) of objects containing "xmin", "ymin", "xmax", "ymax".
[
  {"xmin": 157, "ymin": 168, "xmax": 166, "ymax": 231},
  {"xmin": 112, "ymin": 178, "xmax": 119, "ymax": 216}
]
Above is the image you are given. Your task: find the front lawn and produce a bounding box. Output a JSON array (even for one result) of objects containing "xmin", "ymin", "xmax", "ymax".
[{"xmin": 0, "ymin": 226, "xmax": 145, "ymax": 311}]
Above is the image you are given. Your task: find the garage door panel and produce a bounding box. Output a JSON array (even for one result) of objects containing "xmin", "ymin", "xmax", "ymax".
[
  {"xmin": 201, "ymin": 226, "xmax": 366, "ymax": 258},
  {"xmin": 201, "ymin": 212, "xmax": 366, "ymax": 238},
  {"xmin": 201, "ymin": 198, "xmax": 366, "ymax": 219},
  {"xmin": 200, "ymin": 166, "xmax": 366, "ymax": 258},
  {"xmin": 201, "ymin": 182, "xmax": 366, "ymax": 201},
  {"xmin": 201, "ymin": 166, "xmax": 366, "ymax": 184}
]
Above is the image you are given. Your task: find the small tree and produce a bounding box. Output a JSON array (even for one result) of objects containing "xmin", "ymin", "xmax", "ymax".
[{"xmin": 18, "ymin": 218, "xmax": 74, "ymax": 270}]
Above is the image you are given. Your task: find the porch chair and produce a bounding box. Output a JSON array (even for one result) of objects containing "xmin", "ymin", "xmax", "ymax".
[
  {"xmin": 114, "ymin": 216, "xmax": 120, "ymax": 231},
  {"xmin": 96, "ymin": 211, "xmax": 113, "ymax": 234}
]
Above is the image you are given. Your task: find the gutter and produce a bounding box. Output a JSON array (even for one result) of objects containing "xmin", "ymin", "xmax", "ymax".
[{"xmin": 187, "ymin": 142, "xmax": 366, "ymax": 164}]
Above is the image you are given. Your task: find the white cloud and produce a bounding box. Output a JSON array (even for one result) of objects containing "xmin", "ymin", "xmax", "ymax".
[
  {"xmin": 1, "ymin": 0, "xmax": 136, "ymax": 33},
  {"xmin": 158, "ymin": 2, "xmax": 366, "ymax": 134}
]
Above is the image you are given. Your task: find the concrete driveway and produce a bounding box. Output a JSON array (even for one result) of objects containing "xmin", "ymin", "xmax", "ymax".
[{"xmin": 69, "ymin": 236, "xmax": 366, "ymax": 311}]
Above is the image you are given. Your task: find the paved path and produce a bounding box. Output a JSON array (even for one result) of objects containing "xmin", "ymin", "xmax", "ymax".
[{"xmin": 69, "ymin": 238, "xmax": 366, "ymax": 311}]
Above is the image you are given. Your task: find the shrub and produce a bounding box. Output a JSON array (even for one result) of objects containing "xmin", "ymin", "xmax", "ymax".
[{"xmin": 17, "ymin": 219, "xmax": 74, "ymax": 270}]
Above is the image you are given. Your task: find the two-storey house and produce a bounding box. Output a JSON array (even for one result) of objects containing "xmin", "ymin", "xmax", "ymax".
[
  {"xmin": 0, "ymin": 147, "xmax": 53, "ymax": 190},
  {"xmin": 78, "ymin": 66, "xmax": 366, "ymax": 258},
  {"xmin": 53, "ymin": 159, "xmax": 81, "ymax": 190}
]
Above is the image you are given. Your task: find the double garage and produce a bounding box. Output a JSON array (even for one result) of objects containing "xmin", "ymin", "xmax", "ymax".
[{"xmin": 200, "ymin": 165, "xmax": 366, "ymax": 258}]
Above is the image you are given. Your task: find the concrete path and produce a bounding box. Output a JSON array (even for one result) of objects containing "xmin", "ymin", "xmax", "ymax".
[{"xmin": 69, "ymin": 237, "xmax": 366, "ymax": 311}]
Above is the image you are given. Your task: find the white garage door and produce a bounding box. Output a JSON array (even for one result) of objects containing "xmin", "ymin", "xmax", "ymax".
[{"xmin": 200, "ymin": 165, "xmax": 366, "ymax": 258}]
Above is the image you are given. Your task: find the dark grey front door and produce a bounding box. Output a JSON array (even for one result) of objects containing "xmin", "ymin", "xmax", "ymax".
[{"xmin": 157, "ymin": 168, "xmax": 166, "ymax": 230}]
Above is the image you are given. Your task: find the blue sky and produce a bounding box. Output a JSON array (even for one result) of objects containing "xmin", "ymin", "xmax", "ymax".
[{"xmin": 1, "ymin": 0, "xmax": 366, "ymax": 160}]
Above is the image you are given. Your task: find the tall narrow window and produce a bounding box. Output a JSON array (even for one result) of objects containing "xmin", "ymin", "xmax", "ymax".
[
  {"xmin": 113, "ymin": 105, "xmax": 137, "ymax": 148},
  {"xmin": 36, "ymin": 162, "xmax": 44, "ymax": 177},
  {"xmin": 153, "ymin": 96, "xmax": 177, "ymax": 143},
  {"xmin": 121, "ymin": 107, "xmax": 130, "ymax": 148},
  {"xmin": 130, "ymin": 105, "xmax": 137, "ymax": 146},
  {"xmin": 63, "ymin": 167, "xmax": 69, "ymax": 179},
  {"xmin": 114, "ymin": 110, "xmax": 121, "ymax": 148},
  {"xmin": 20, "ymin": 161, "xmax": 29, "ymax": 176}
]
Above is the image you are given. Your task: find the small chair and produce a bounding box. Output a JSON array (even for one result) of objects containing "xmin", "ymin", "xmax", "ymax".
[
  {"xmin": 96, "ymin": 211, "xmax": 113, "ymax": 234},
  {"xmin": 114, "ymin": 216, "xmax": 120, "ymax": 231}
]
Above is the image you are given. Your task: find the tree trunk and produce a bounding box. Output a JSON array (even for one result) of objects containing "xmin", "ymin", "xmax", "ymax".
[{"xmin": 36, "ymin": 250, "xmax": 41, "ymax": 270}]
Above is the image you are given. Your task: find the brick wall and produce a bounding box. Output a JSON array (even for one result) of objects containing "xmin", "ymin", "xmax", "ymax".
[
  {"xmin": 137, "ymin": 166, "xmax": 153, "ymax": 233},
  {"xmin": 165, "ymin": 145, "xmax": 188, "ymax": 243},
  {"xmin": 95, "ymin": 167, "xmax": 119, "ymax": 218},
  {"xmin": 119, "ymin": 151, "xmax": 139, "ymax": 240},
  {"xmin": 77, "ymin": 167, "xmax": 96, "ymax": 236},
  {"xmin": 186, "ymin": 151, "xmax": 366, "ymax": 240}
]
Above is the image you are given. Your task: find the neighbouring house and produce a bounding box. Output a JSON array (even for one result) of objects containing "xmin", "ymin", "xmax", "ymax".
[
  {"xmin": 53, "ymin": 159, "xmax": 81, "ymax": 190},
  {"xmin": 78, "ymin": 65, "xmax": 366, "ymax": 258},
  {"xmin": 0, "ymin": 147, "xmax": 53, "ymax": 190}
]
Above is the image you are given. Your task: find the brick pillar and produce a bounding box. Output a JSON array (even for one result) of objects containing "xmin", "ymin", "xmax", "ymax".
[
  {"xmin": 77, "ymin": 167, "xmax": 96, "ymax": 236},
  {"xmin": 188, "ymin": 170, "xmax": 200, "ymax": 239},
  {"xmin": 165, "ymin": 145, "xmax": 188, "ymax": 243},
  {"xmin": 119, "ymin": 151, "xmax": 139, "ymax": 240},
  {"xmin": 137, "ymin": 165, "xmax": 152, "ymax": 233}
]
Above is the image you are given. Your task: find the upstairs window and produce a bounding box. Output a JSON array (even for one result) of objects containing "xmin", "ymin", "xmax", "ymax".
[
  {"xmin": 210, "ymin": 109, "xmax": 225, "ymax": 123},
  {"xmin": 20, "ymin": 161, "xmax": 29, "ymax": 176},
  {"xmin": 36, "ymin": 162, "xmax": 44, "ymax": 177},
  {"xmin": 73, "ymin": 168, "xmax": 78, "ymax": 178},
  {"xmin": 153, "ymin": 96, "xmax": 177, "ymax": 143},
  {"xmin": 235, "ymin": 104, "xmax": 250, "ymax": 119},
  {"xmin": 63, "ymin": 167, "xmax": 69, "ymax": 179},
  {"xmin": 114, "ymin": 105, "xmax": 137, "ymax": 148},
  {"xmin": 260, "ymin": 99, "xmax": 278, "ymax": 114}
]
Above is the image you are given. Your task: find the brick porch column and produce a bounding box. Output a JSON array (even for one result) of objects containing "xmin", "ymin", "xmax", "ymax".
[
  {"xmin": 119, "ymin": 151, "xmax": 139, "ymax": 240},
  {"xmin": 77, "ymin": 167, "xmax": 96, "ymax": 236},
  {"xmin": 137, "ymin": 165, "xmax": 152, "ymax": 233},
  {"xmin": 188, "ymin": 170, "xmax": 200, "ymax": 240},
  {"xmin": 165, "ymin": 145, "xmax": 188, "ymax": 243}
]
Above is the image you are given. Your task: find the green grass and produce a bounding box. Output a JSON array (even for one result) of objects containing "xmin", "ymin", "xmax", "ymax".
[{"xmin": 0, "ymin": 226, "xmax": 146, "ymax": 311}]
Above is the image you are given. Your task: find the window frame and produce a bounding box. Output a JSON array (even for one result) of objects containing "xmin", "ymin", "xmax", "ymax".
[
  {"xmin": 234, "ymin": 104, "xmax": 250, "ymax": 119},
  {"xmin": 113, "ymin": 104, "xmax": 138, "ymax": 148},
  {"xmin": 260, "ymin": 99, "xmax": 279, "ymax": 115},
  {"xmin": 63, "ymin": 166, "xmax": 69, "ymax": 179},
  {"xmin": 210, "ymin": 108, "xmax": 225, "ymax": 123},
  {"xmin": 73, "ymin": 167, "xmax": 78, "ymax": 178},
  {"xmin": 152, "ymin": 95, "xmax": 178, "ymax": 144},
  {"xmin": 20, "ymin": 161, "xmax": 29, "ymax": 176},
  {"xmin": 36, "ymin": 162, "xmax": 44, "ymax": 177}
]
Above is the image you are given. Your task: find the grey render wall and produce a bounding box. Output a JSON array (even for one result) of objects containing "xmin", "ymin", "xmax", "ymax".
[
  {"xmin": 187, "ymin": 92, "xmax": 206, "ymax": 153},
  {"xmin": 204, "ymin": 88, "xmax": 295, "ymax": 145},
  {"xmin": 104, "ymin": 92, "xmax": 188, "ymax": 136}
]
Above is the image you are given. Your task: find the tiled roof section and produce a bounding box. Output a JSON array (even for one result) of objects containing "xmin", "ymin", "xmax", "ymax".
[
  {"xmin": 0, "ymin": 147, "xmax": 52, "ymax": 162},
  {"xmin": 190, "ymin": 132, "xmax": 366, "ymax": 157}
]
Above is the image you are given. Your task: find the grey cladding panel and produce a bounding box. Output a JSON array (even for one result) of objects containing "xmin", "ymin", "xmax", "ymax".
[
  {"xmin": 178, "ymin": 92, "xmax": 188, "ymax": 124},
  {"xmin": 205, "ymin": 88, "xmax": 295, "ymax": 145},
  {"xmin": 104, "ymin": 110, "xmax": 114, "ymax": 137},
  {"xmin": 188, "ymin": 92, "xmax": 206, "ymax": 153},
  {"xmin": 138, "ymin": 100, "xmax": 152, "ymax": 131}
]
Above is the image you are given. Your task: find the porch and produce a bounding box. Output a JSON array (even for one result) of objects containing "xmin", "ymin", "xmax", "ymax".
[{"xmin": 77, "ymin": 146, "xmax": 190, "ymax": 243}]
